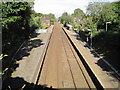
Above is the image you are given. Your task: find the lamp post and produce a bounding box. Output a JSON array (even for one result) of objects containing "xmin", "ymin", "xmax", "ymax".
[{"xmin": 106, "ymin": 22, "xmax": 111, "ymax": 32}]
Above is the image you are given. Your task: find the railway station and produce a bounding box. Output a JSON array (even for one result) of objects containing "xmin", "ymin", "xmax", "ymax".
[
  {"xmin": 1, "ymin": 0, "xmax": 120, "ymax": 90},
  {"xmin": 2, "ymin": 22, "xmax": 119, "ymax": 89}
]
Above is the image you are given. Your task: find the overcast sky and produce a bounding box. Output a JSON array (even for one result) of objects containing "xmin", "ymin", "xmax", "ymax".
[{"xmin": 33, "ymin": 0, "xmax": 118, "ymax": 18}]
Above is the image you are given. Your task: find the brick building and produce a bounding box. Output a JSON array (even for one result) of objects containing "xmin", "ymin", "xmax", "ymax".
[{"xmin": 41, "ymin": 17, "xmax": 50, "ymax": 27}]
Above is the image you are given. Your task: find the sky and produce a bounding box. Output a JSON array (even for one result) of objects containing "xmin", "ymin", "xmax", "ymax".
[{"xmin": 33, "ymin": 0, "xmax": 118, "ymax": 18}]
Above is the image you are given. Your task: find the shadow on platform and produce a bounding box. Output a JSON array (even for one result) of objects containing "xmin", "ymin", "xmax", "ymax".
[
  {"xmin": 3, "ymin": 34, "xmax": 45, "ymax": 79},
  {"xmin": 70, "ymin": 31, "xmax": 120, "ymax": 81},
  {"xmin": 14, "ymin": 39, "xmax": 44, "ymax": 60},
  {"xmin": 95, "ymin": 59, "xmax": 120, "ymax": 81},
  {"xmin": 2, "ymin": 77, "xmax": 58, "ymax": 90}
]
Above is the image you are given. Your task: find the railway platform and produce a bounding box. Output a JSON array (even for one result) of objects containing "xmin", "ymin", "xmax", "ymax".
[{"xmin": 2, "ymin": 23, "xmax": 119, "ymax": 90}]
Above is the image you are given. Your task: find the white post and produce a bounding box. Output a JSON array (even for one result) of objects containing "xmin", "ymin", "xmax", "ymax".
[
  {"xmin": 106, "ymin": 22, "xmax": 111, "ymax": 32},
  {"xmin": 90, "ymin": 30, "xmax": 92, "ymax": 47},
  {"xmin": 106, "ymin": 23, "xmax": 107, "ymax": 32}
]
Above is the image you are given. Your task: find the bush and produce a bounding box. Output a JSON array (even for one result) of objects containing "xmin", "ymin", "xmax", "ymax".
[{"xmin": 41, "ymin": 26, "xmax": 48, "ymax": 29}]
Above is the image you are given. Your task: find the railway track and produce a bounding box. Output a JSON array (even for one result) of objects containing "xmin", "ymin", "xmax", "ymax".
[{"xmin": 36, "ymin": 22, "xmax": 99, "ymax": 89}]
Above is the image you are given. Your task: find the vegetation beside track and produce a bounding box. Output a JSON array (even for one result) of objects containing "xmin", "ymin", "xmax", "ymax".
[
  {"xmin": 1, "ymin": 2, "xmax": 56, "ymax": 76},
  {"xmin": 59, "ymin": 1, "xmax": 120, "ymax": 72}
]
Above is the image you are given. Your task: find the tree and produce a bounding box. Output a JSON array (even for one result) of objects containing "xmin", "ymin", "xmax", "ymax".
[
  {"xmin": 86, "ymin": 1, "xmax": 118, "ymax": 31},
  {"xmin": 59, "ymin": 12, "xmax": 73, "ymax": 24},
  {"xmin": 71, "ymin": 8, "xmax": 85, "ymax": 32},
  {"xmin": 31, "ymin": 12, "xmax": 43, "ymax": 28},
  {"xmin": 42, "ymin": 13, "xmax": 56, "ymax": 25},
  {"xmin": 72, "ymin": 8, "xmax": 85, "ymax": 19},
  {"xmin": 2, "ymin": 2, "xmax": 34, "ymax": 72},
  {"xmin": 111, "ymin": 1, "xmax": 120, "ymax": 32},
  {"xmin": 86, "ymin": 2, "xmax": 104, "ymax": 25},
  {"xmin": 2, "ymin": 2, "xmax": 34, "ymax": 38},
  {"xmin": 47, "ymin": 13, "xmax": 55, "ymax": 20},
  {"xmin": 47, "ymin": 13, "xmax": 56, "ymax": 25}
]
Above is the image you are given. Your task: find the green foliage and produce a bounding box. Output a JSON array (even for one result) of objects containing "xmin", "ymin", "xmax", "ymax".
[
  {"xmin": 59, "ymin": 12, "xmax": 73, "ymax": 24},
  {"xmin": 71, "ymin": 23, "xmax": 82, "ymax": 32},
  {"xmin": 31, "ymin": 12, "xmax": 43, "ymax": 29},
  {"xmin": 43, "ymin": 13, "xmax": 56, "ymax": 25},
  {"xmin": 0, "ymin": 54, "xmax": 8, "ymax": 60},
  {"xmin": 86, "ymin": 1, "xmax": 120, "ymax": 32},
  {"xmin": 72, "ymin": 8, "xmax": 85, "ymax": 19},
  {"xmin": 32, "ymin": 16, "xmax": 42, "ymax": 28},
  {"xmin": 50, "ymin": 19, "xmax": 54, "ymax": 25},
  {"xmin": 33, "ymin": 13, "xmax": 43, "ymax": 17},
  {"xmin": 84, "ymin": 1, "xmax": 120, "ymax": 71},
  {"xmin": 45, "ymin": 13, "xmax": 55, "ymax": 20},
  {"xmin": 72, "ymin": 8, "xmax": 85, "ymax": 32},
  {"xmin": 87, "ymin": 2, "xmax": 103, "ymax": 16},
  {"xmin": 84, "ymin": 18, "xmax": 96, "ymax": 30},
  {"xmin": 31, "ymin": 13, "xmax": 55, "ymax": 29},
  {"xmin": 2, "ymin": 2, "xmax": 35, "ymax": 74},
  {"xmin": 111, "ymin": 1, "xmax": 120, "ymax": 32},
  {"xmin": 0, "ymin": 54, "xmax": 8, "ymax": 75},
  {"xmin": 73, "ymin": 23, "xmax": 79, "ymax": 28},
  {"xmin": 2, "ymin": 2, "xmax": 34, "ymax": 50},
  {"xmin": 48, "ymin": 13, "xmax": 55, "ymax": 25},
  {"xmin": 0, "ymin": 68, "xmax": 8, "ymax": 75},
  {"xmin": 41, "ymin": 26, "xmax": 48, "ymax": 29},
  {"xmin": 93, "ymin": 32, "xmax": 120, "ymax": 71}
]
